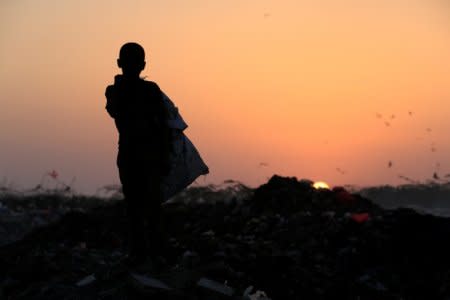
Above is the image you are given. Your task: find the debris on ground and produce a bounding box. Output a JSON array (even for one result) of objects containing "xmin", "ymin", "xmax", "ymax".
[{"xmin": 2, "ymin": 175, "xmax": 450, "ymax": 299}]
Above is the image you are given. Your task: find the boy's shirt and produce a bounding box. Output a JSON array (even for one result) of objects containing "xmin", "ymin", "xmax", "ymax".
[{"xmin": 105, "ymin": 75, "xmax": 171, "ymax": 165}]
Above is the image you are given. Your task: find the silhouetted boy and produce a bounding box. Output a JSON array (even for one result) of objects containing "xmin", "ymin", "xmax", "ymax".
[{"xmin": 105, "ymin": 42, "xmax": 171, "ymax": 265}]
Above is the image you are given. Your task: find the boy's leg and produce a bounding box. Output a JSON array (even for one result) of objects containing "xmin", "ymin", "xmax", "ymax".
[
  {"xmin": 126, "ymin": 199, "xmax": 148, "ymax": 259},
  {"xmin": 119, "ymin": 163, "xmax": 149, "ymax": 261},
  {"xmin": 146, "ymin": 172, "xmax": 167, "ymax": 258}
]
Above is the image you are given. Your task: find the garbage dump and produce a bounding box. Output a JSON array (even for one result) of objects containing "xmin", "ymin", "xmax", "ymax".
[{"xmin": 2, "ymin": 175, "xmax": 450, "ymax": 299}]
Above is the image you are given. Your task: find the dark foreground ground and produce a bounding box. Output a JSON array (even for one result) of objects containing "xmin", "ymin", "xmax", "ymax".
[{"xmin": 2, "ymin": 175, "xmax": 450, "ymax": 299}]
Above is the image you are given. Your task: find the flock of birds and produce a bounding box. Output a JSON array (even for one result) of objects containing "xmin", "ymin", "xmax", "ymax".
[
  {"xmin": 257, "ymin": 109, "xmax": 448, "ymax": 185},
  {"xmin": 373, "ymin": 110, "xmax": 448, "ymax": 183},
  {"xmin": 350, "ymin": 110, "xmax": 447, "ymax": 183},
  {"xmin": 257, "ymin": 9, "xmax": 446, "ymax": 185}
]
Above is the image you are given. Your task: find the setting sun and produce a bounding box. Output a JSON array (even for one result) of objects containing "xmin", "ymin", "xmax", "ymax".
[{"xmin": 313, "ymin": 181, "xmax": 330, "ymax": 190}]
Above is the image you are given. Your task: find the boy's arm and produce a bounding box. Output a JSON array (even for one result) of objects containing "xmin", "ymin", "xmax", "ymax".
[{"xmin": 105, "ymin": 85, "xmax": 118, "ymax": 118}]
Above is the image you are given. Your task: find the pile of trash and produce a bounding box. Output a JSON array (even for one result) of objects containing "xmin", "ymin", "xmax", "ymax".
[
  {"xmin": 0, "ymin": 193, "xmax": 113, "ymax": 247},
  {"xmin": 2, "ymin": 175, "xmax": 450, "ymax": 299}
]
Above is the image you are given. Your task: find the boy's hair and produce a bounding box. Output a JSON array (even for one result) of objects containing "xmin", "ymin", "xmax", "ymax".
[{"xmin": 119, "ymin": 42, "xmax": 145, "ymax": 62}]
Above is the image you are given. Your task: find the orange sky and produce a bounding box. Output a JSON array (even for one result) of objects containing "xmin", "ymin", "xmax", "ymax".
[{"xmin": 1, "ymin": 0, "xmax": 450, "ymax": 194}]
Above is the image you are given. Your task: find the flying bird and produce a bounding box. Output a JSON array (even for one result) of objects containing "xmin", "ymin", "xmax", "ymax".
[
  {"xmin": 259, "ymin": 162, "xmax": 269, "ymax": 167},
  {"xmin": 336, "ymin": 167, "xmax": 346, "ymax": 175},
  {"xmin": 431, "ymin": 143, "xmax": 437, "ymax": 152},
  {"xmin": 388, "ymin": 161, "xmax": 393, "ymax": 168},
  {"xmin": 384, "ymin": 121, "xmax": 390, "ymax": 127},
  {"xmin": 433, "ymin": 172, "xmax": 440, "ymax": 180}
]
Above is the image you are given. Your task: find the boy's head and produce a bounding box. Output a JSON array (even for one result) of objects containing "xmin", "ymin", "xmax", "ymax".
[{"xmin": 117, "ymin": 42, "xmax": 146, "ymax": 78}]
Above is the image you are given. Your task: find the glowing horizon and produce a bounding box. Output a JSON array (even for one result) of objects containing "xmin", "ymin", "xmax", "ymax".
[{"xmin": 1, "ymin": 0, "xmax": 450, "ymax": 194}]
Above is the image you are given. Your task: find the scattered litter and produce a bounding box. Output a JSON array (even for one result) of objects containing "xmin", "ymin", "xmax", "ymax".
[
  {"xmin": 243, "ymin": 285, "xmax": 254, "ymax": 297},
  {"xmin": 76, "ymin": 274, "xmax": 96, "ymax": 287},
  {"xmin": 197, "ymin": 277, "xmax": 234, "ymax": 296},
  {"xmin": 2, "ymin": 175, "xmax": 450, "ymax": 299},
  {"xmin": 249, "ymin": 290, "xmax": 272, "ymax": 300},
  {"xmin": 130, "ymin": 273, "xmax": 172, "ymax": 290},
  {"xmin": 351, "ymin": 213, "xmax": 370, "ymax": 223}
]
